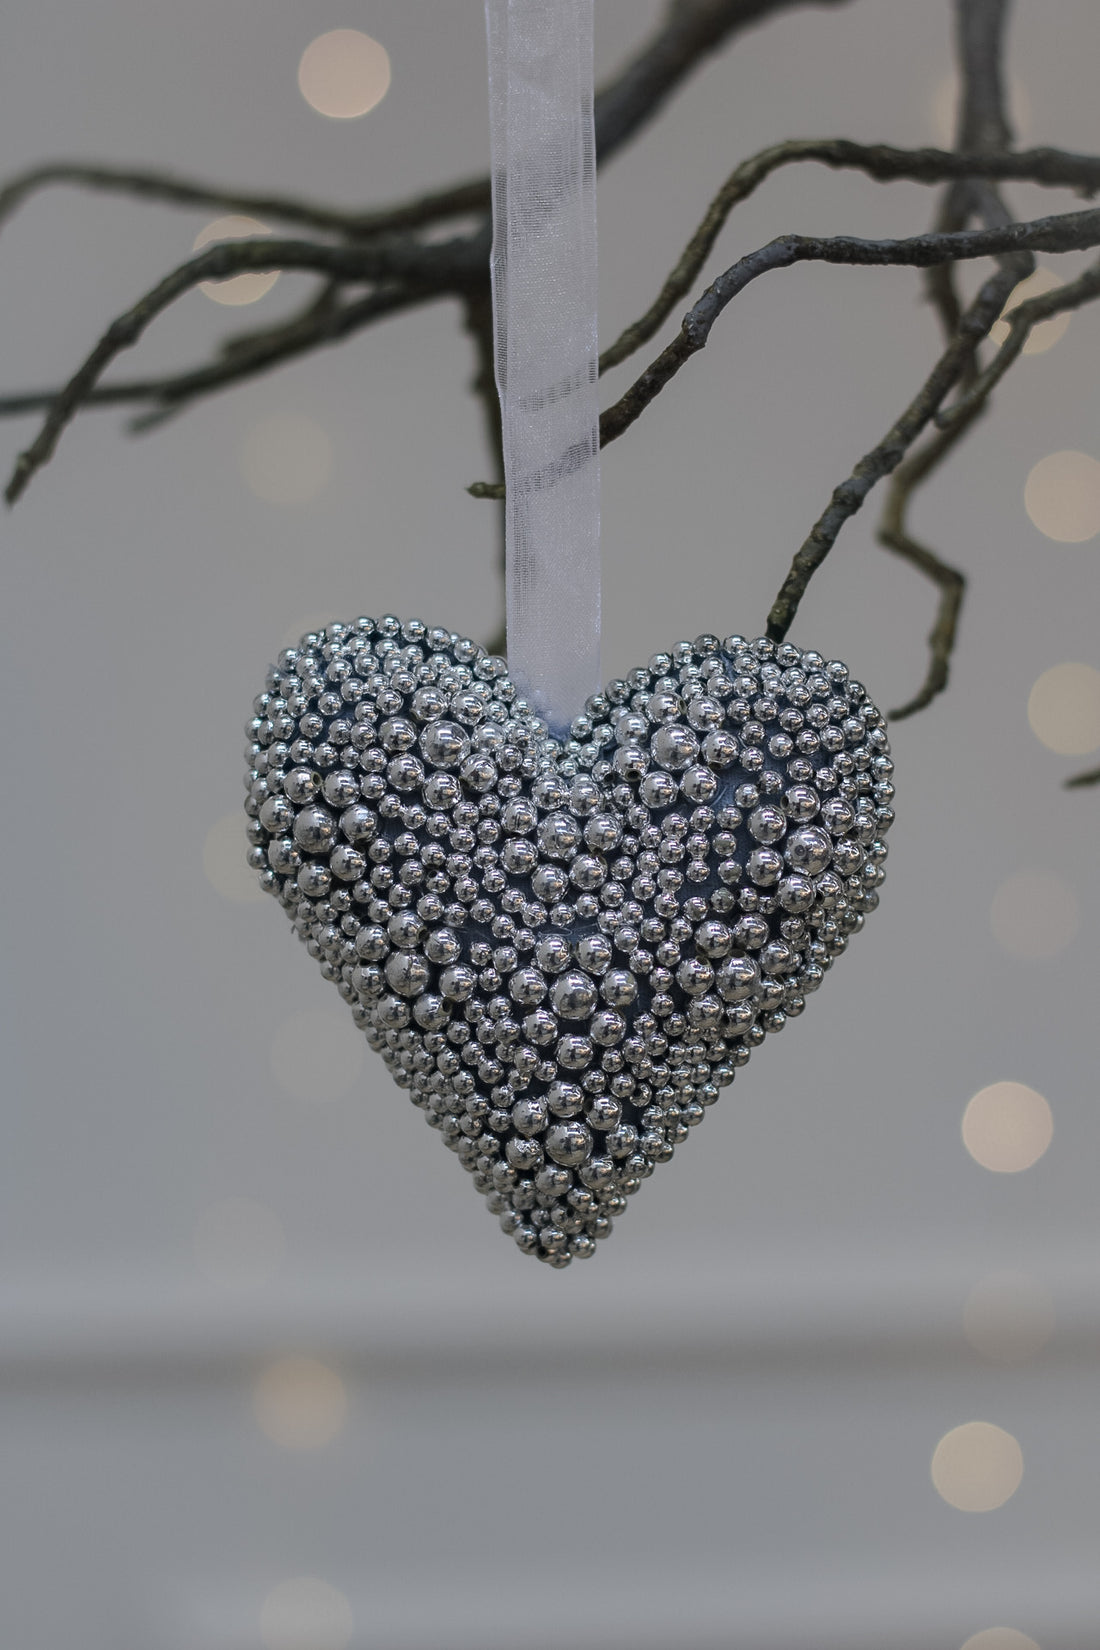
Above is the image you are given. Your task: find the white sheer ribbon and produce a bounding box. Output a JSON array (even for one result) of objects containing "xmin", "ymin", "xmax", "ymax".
[{"xmin": 485, "ymin": 0, "xmax": 601, "ymax": 737}]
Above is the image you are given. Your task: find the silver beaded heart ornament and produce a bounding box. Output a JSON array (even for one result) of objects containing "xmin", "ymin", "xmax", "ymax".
[{"xmin": 245, "ymin": 615, "xmax": 893, "ymax": 1266}]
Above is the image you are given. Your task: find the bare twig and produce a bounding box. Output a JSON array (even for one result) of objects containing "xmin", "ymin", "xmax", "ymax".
[
  {"xmin": 10, "ymin": 137, "xmax": 1100, "ymax": 454},
  {"xmin": 590, "ymin": 0, "xmax": 855, "ymax": 161},
  {"xmin": 1065, "ymin": 765, "xmax": 1100, "ymax": 789},
  {"xmin": 877, "ymin": 431, "xmax": 972, "ymax": 721},
  {"xmin": 870, "ymin": 0, "xmax": 1018, "ymax": 716},
  {"xmin": 937, "ymin": 255, "xmax": 1100, "ymax": 428},
  {"xmin": 131, "ymin": 284, "xmax": 431, "ymax": 434},
  {"xmin": 3, "ymin": 235, "xmax": 481, "ymax": 503},
  {"xmin": 0, "ymin": 282, "xmax": 426, "ymax": 426},
  {"xmin": 0, "ymin": 0, "xmax": 856, "ymax": 251},
  {"xmin": 464, "ymin": 194, "xmax": 1100, "ymax": 505},
  {"xmin": 2, "ymin": 0, "xmax": 869, "ymax": 498},
  {"xmin": 599, "ymin": 203, "xmax": 1100, "ymax": 450},
  {"xmin": 764, "ymin": 253, "xmax": 1028, "ymax": 642},
  {"xmin": 601, "ymin": 139, "xmax": 1100, "ymax": 372},
  {"xmin": 0, "ymin": 161, "xmax": 458, "ymax": 241}
]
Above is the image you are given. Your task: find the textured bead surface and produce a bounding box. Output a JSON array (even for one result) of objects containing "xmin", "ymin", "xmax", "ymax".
[{"xmin": 246, "ymin": 619, "xmax": 894, "ymax": 1267}]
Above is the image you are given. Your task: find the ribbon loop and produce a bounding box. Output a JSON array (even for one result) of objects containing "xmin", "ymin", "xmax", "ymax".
[{"xmin": 486, "ymin": 0, "xmax": 601, "ymax": 736}]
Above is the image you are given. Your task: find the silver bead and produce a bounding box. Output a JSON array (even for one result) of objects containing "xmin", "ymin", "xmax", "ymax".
[
  {"xmin": 551, "ymin": 971, "xmax": 598, "ymax": 1020},
  {"xmin": 545, "ymin": 1121, "xmax": 592, "ymax": 1167}
]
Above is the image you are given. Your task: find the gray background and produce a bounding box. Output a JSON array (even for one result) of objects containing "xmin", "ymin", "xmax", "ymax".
[{"xmin": 1, "ymin": 2, "xmax": 1098, "ymax": 1647}]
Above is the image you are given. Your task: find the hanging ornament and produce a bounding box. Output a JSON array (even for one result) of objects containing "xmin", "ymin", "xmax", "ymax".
[{"xmin": 244, "ymin": 0, "xmax": 893, "ymax": 1265}]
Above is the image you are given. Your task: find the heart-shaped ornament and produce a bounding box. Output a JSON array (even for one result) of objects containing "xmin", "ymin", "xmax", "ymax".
[{"xmin": 245, "ymin": 617, "xmax": 893, "ymax": 1266}]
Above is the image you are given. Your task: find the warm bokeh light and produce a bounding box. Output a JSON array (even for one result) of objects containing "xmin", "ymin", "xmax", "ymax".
[
  {"xmin": 1027, "ymin": 661, "xmax": 1100, "ymax": 756},
  {"xmin": 989, "ymin": 868, "xmax": 1080, "ymax": 959},
  {"xmin": 194, "ymin": 1197, "xmax": 285, "ymax": 1282},
  {"xmin": 241, "ymin": 413, "xmax": 333, "ymax": 505},
  {"xmin": 204, "ymin": 809, "xmax": 265, "ymax": 903},
  {"xmin": 930, "ymin": 71, "xmax": 1031, "ymax": 147},
  {"xmin": 963, "ymin": 1271, "xmax": 1055, "ymax": 1364},
  {"xmin": 990, "ymin": 267, "xmax": 1070, "ymax": 355},
  {"xmin": 298, "ymin": 29, "xmax": 391, "ymax": 119},
  {"xmin": 1024, "ymin": 450, "xmax": 1100, "ymax": 543},
  {"xmin": 193, "ymin": 215, "xmax": 279, "ymax": 306},
  {"xmin": 269, "ymin": 1008, "xmax": 366, "ymax": 1102},
  {"xmin": 959, "ymin": 1631, "xmax": 1040, "ymax": 1650},
  {"xmin": 962, "ymin": 1081, "xmax": 1053, "ymax": 1173},
  {"xmin": 260, "ymin": 1577, "xmax": 354, "ymax": 1650},
  {"xmin": 931, "ymin": 1421, "xmax": 1023, "ymax": 1511},
  {"xmin": 254, "ymin": 1355, "xmax": 348, "ymax": 1450}
]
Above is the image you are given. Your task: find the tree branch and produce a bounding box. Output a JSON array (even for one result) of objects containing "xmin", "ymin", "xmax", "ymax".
[
  {"xmin": 876, "ymin": 429, "xmax": 972, "ymax": 721},
  {"xmin": 871, "ymin": 0, "xmax": 1018, "ymax": 717},
  {"xmin": 598, "ymin": 204, "xmax": 1100, "ymax": 450},
  {"xmin": 2, "ymin": 0, "xmax": 871, "ymax": 498},
  {"xmin": 0, "ymin": 0, "xmax": 857, "ymax": 251},
  {"xmin": 0, "ymin": 161, "xmax": 474, "ymax": 242},
  {"xmin": 600, "ymin": 139, "xmax": 1100, "ymax": 372},
  {"xmin": 936, "ymin": 255, "xmax": 1100, "ymax": 428},
  {"xmin": 3, "ymin": 234, "xmax": 484, "ymax": 503},
  {"xmin": 0, "ymin": 282, "xmax": 436, "ymax": 433},
  {"xmin": 593, "ymin": 0, "xmax": 855, "ymax": 162},
  {"xmin": 765, "ymin": 254, "xmax": 1029, "ymax": 642}
]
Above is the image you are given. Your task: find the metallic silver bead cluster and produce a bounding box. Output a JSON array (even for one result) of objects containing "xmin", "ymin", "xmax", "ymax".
[{"xmin": 245, "ymin": 617, "xmax": 893, "ymax": 1267}]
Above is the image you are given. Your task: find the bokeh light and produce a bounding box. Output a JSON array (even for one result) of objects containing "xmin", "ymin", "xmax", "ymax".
[
  {"xmin": 1027, "ymin": 661, "xmax": 1100, "ymax": 756},
  {"xmin": 989, "ymin": 869, "xmax": 1079, "ymax": 959},
  {"xmin": 204, "ymin": 810, "xmax": 264, "ymax": 903},
  {"xmin": 962, "ymin": 1082, "xmax": 1053, "ymax": 1173},
  {"xmin": 1024, "ymin": 451, "xmax": 1100, "ymax": 543},
  {"xmin": 269, "ymin": 1008, "xmax": 366, "ymax": 1102},
  {"xmin": 964, "ymin": 1272, "xmax": 1055, "ymax": 1363},
  {"xmin": 260, "ymin": 1577, "xmax": 354, "ymax": 1650},
  {"xmin": 959, "ymin": 1632, "xmax": 1040, "ymax": 1650},
  {"xmin": 990, "ymin": 267, "xmax": 1070, "ymax": 355},
  {"xmin": 931, "ymin": 1421, "xmax": 1024, "ymax": 1511},
  {"xmin": 240, "ymin": 413, "xmax": 333, "ymax": 506},
  {"xmin": 253, "ymin": 1355, "xmax": 348, "ymax": 1450},
  {"xmin": 193, "ymin": 215, "xmax": 279, "ymax": 307},
  {"xmin": 194, "ymin": 1197, "xmax": 285, "ymax": 1282},
  {"xmin": 298, "ymin": 29, "xmax": 391, "ymax": 119}
]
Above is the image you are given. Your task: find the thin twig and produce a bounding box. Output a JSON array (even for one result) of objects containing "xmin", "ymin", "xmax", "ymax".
[
  {"xmin": 130, "ymin": 284, "xmax": 430, "ymax": 434},
  {"xmin": 877, "ymin": 431, "xmax": 972, "ymax": 720},
  {"xmin": 1065, "ymin": 765, "xmax": 1100, "ymax": 789},
  {"xmin": 599, "ymin": 204, "xmax": 1100, "ymax": 450},
  {"xmin": 0, "ymin": 0, "xmax": 856, "ymax": 251},
  {"xmin": 937, "ymin": 255, "xmax": 1100, "ymax": 427},
  {"xmin": 3, "ymin": 235, "xmax": 481, "ymax": 503},
  {"xmin": 1, "ymin": 0, "xmax": 863, "ymax": 490},
  {"xmin": 0, "ymin": 282, "xmax": 428, "ymax": 425},
  {"xmin": 590, "ymin": 0, "xmax": 855, "ymax": 162},
  {"xmin": 871, "ymin": 0, "xmax": 1018, "ymax": 716},
  {"xmin": 466, "ymin": 196, "xmax": 1100, "ymax": 504},
  {"xmin": 0, "ymin": 162, "xmax": 476, "ymax": 241},
  {"xmin": 765, "ymin": 256, "xmax": 1028, "ymax": 641},
  {"xmin": 600, "ymin": 139, "xmax": 1100, "ymax": 372}
]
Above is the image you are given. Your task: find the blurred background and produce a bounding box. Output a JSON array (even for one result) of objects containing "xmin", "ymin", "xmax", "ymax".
[{"xmin": 2, "ymin": 3, "xmax": 1099, "ymax": 1647}]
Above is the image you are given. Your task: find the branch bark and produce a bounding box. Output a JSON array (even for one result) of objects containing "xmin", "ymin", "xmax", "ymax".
[
  {"xmin": 872, "ymin": 0, "xmax": 1019, "ymax": 716},
  {"xmin": 598, "ymin": 203, "xmax": 1100, "ymax": 450}
]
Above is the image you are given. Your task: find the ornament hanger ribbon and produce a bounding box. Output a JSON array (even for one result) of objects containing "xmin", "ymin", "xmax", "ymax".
[{"xmin": 485, "ymin": 0, "xmax": 601, "ymax": 736}]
